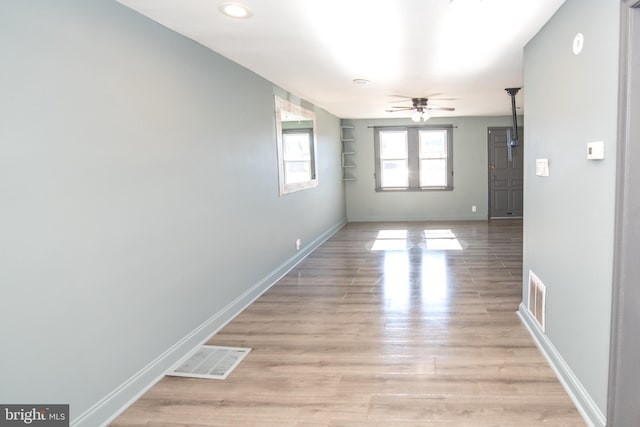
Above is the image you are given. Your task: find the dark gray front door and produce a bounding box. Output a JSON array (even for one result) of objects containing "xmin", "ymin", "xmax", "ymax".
[{"xmin": 488, "ymin": 127, "xmax": 523, "ymax": 218}]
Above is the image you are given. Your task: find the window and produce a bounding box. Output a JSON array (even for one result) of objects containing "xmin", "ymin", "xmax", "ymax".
[
  {"xmin": 282, "ymin": 128, "xmax": 314, "ymax": 184},
  {"xmin": 419, "ymin": 129, "xmax": 448, "ymax": 187},
  {"xmin": 275, "ymin": 96, "xmax": 318, "ymax": 195},
  {"xmin": 374, "ymin": 125, "xmax": 453, "ymax": 191},
  {"xmin": 379, "ymin": 130, "xmax": 408, "ymax": 188}
]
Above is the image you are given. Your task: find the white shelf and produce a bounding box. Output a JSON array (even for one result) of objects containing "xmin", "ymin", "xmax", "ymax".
[{"xmin": 341, "ymin": 121, "xmax": 357, "ymax": 181}]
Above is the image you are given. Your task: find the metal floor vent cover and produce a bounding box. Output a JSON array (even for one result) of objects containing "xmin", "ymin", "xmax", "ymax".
[{"xmin": 168, "ymin": 345, "xmax": 251, "ymax": 380}]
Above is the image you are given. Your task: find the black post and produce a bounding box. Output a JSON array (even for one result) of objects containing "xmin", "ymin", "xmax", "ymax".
[{"xmin": 505, "ymin": 87, "xmax": 521, "ymax": 161}]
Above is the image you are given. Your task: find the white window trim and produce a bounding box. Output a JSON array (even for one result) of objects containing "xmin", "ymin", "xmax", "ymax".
[
  {"xmin": 374, "ymin": 125, "xmax": 454, "ymax": 192},
  {"xmin": 275, "ymin": 96, "xmax": 318, "ymax": 195}
]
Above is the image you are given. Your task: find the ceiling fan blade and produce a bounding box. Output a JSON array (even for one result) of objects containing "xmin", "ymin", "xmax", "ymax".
[
  {"xmin": 389, "ymin": 94, "xmax": 453, "ymax": 101},
  {"xmin": 387, "ymin": 107, "xmax": 413, "ymax": 111},
  {"xmin": 426, "ymin": 106, "xmax": 455, "ymax": 111},
  {"xmin": 384, "ymin": 108, "xmax": 413, "ymax": 113}
]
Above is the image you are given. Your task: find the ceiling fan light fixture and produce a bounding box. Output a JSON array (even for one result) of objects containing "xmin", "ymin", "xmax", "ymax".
[
  {"xmin": 411, "ymin": 111, "xmax": 422, "ymax": 122},
  {"xmin": 421, "ymin": 111, "xmax": 431, "ymax": 121},
  {"xmin": 219, "ymin": 2, "xmax": 252, "ymax": 19}
]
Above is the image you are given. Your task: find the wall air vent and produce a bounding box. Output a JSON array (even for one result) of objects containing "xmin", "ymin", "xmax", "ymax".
[
  {"xmin": 528, "ymin": 271, "xmax": 546, "ymax": 332},
  {"xmin": 168, "ymin": 345, "xmax": 251, "ymax": 380}
]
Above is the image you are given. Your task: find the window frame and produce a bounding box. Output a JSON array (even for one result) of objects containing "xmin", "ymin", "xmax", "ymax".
[
  {"xmin": 374, "ymin": 125, "xmax": 453, "ymax": 192},
  {"xmin": 275, "ymin": 96, "xmax": 318, "ymax": 195}
]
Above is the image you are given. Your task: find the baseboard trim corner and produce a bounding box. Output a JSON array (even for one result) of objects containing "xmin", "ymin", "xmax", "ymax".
[
  {"xmin": 517, "ymin": 304, "xmax": 606, "ymax": 427},
  {"xmin": 72, "ymin": 218, "xmax": 347, "ymax": 427}
]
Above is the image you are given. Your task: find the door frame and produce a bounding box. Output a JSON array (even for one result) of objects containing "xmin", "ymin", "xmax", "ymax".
[
  {"xmin": 607, "ymin": 1, "xmax": 640, "ymax": 424},
  {"xmin": 487, "ymin": 126, "xmax": 523, "ymax": 219}
]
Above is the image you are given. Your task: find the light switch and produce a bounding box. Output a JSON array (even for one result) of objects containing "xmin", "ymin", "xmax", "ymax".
[
  {"xmin": 587, "ymin": 141, "xmax": 605, "ymax": 160},
  {"xmin": 536, "ymin": 159, "xmax": 549, "ymax": 177}
]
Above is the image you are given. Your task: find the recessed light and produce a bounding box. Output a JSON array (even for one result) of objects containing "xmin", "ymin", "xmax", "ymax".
[
  {"xmin": 353, "ymin": 79, "xmax": 371, "ymax": 85},
  {"xmin": 219, "ymin": 2, "xmax": 252, "ymax": 19}
]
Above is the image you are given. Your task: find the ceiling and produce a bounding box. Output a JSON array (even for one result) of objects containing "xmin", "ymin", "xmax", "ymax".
[{"xmin": 116, "ymin": 0, "xmax": 565, "ymax": 119}]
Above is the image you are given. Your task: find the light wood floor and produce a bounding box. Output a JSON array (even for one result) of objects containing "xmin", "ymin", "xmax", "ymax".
[{"xmin": 112, "ymin": 220, "xmax": 585, "ymax": 426}]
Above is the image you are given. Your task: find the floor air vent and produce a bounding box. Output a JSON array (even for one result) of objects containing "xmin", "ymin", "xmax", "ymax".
[
  {"xmin": 528, "ymin": 271, "xmax": 546, "ymax": 332},
  {"xmin": 168, "ymin": 345, "xmax": 251, "ymax": 380}
]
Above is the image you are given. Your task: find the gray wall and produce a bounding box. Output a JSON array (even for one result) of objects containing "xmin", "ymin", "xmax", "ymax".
[
  {"xmin": 0, "ymin": 1, "xmax": 345, "ymax": 424},
  {"xmin": 522, "ymin": 0, "xmax": 620, "ymax": 423},
  {"xmin": 345, "ymin": 116, "xmax": 522, "ymax": 221}
]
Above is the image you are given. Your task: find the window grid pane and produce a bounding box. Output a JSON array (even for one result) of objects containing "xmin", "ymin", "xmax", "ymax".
[
  {"xmin": 380, "ymin": 131, "xmax": 408, "ymax": 188},
  {"xmin": 283, "ymin": 131, "xmax": 313, "ymax": 185},
  {"xmin": 420, "ymin": 159, "xmax": 447, "ymax": 187},
  {"xmin": 419, "ymin": 130, "xmax": 447, "ymax": 158},
  {"xmin": 284, "ymin": 160, "xmax": 311, "ymax": 184},
  {"xmin": 380, "ymin": 131, "xmax": 408, "ymax": 159},
  {"xmin": 419, "ymin": 130, "xmax": 448, "ymax": 187},
  {"xmin": 381, "ymin": 159, "xmax": 409, "ymax": 188},
  {"xmin": 283, "ymin": 133, "xmax": 311, "ymax": 161}
]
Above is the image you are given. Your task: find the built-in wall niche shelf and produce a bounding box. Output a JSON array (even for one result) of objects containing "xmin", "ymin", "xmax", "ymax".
[{"xmin": 341, "ymin": 122, "xmax": 357, "ymax": 181}]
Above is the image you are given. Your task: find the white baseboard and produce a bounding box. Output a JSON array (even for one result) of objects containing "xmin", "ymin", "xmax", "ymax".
[
  {"xmin": 517, "ymin": 304, "xmax": 606, "ymax": 427},
  {"xmin": 72, "ymin": 218, "xmax": 347, "ymax": 427}
]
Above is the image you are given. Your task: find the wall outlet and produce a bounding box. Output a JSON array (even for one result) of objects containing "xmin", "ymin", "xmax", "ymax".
[
  {"xmin": 295, "ymin": 238, "xmax": 301, "ymax": 250},
  {"xmin": 471, "ymin": 205, "xmax": 477, "ymax": 212}
]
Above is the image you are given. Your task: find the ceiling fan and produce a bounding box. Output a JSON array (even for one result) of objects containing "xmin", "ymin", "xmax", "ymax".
[{"xmin": 386, "ymin": 96, "xmax": 455, "ymax": 122}]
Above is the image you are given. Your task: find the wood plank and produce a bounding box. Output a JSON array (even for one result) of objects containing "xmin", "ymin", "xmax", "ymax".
[{"xmin": 112, "ymin": 220, "xmax": 585, "ymax": 426}]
